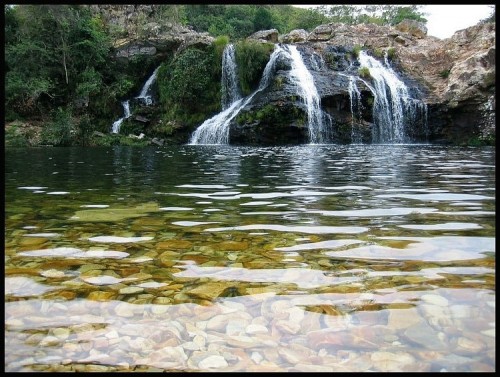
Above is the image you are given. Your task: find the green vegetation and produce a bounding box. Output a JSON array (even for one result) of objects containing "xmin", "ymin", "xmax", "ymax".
[
  {"xmin": 235, "ymin": 41, "xmax": 275, "ymax": 95},
  {"xmin": 358, "ymin": 67, "xmax": 371, "ymax": 79},
  {"xmin": 387, "ymin": 47, "xmax": 397, "ymax": 60},
  {"xmin": 320, "ymin": 5, "xmax": 427, "ymax": 25},
  {"xmin": 236, "ymin": 103, "xmax": 306, "ymax": 128},
  {"xmin": 351, "ymin": 45, "xmax": 363, "ymax": 58},
  {"xmin": 439, "ymin": 69, "xmax": 451, "ymax": 79},
  {"xmin": 157, "ymin": 46, "xmax": 221, "ymax": 129}
]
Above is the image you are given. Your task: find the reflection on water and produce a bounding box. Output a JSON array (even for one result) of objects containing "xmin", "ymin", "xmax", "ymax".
[{"xmin": 5, "ymin": 145, "xmax": 495, "ymax": 372}]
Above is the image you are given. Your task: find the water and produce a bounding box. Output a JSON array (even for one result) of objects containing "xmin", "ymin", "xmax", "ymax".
[
  {"xmin": 221, "ymin": 44, "xmax": 242, "ymax": 110},
  {"xmin": 136, "ymin": 66, "xmax": 161, "ymax": 106},
  {"xmin": 111, "ymin": 100, "xmax": 131, "ymax": 134},
  {"xmin": 5, "ymin": 145, "xmax": 495, "ymax": 372},
  {"xmin": 189, "ymin": 45, "xmax": 284, "ymax": 145},
  {"xmin": 358, "ymin": 51, "xmax": 426, "ymax": 144},
  {"xmin": 284, "ymin": 45, "xmax": 331, "ymax": 144},
  {"xmin": 348, "ymin": 76, "xmax": 363, "ymax": 143}
]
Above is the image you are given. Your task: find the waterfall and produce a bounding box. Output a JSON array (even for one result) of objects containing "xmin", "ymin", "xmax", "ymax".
[
  {"xmin": 189, "ymin": 45, "xmax": 285, "ymax": 145},
  {"xmin": 110, "ymin": 66, "xmax": 160, "ymax": 134},
  {"xmin": 136, "ymin": 66, "xmax": 160, "ymax": 106},
  {"xmin": 348, "ymin": 76, "xmax": 363, "ymax": 143},
  {"xmin": 221, "ymin": 44, "xmax": 242, "ymax": 110},
  {"xmin": 111, "ymin": 100, "xmax": 131, "ymax": 134},
  {"xmin": 310, "ymin": 52, "xmax": 326, "ymax": 71},
  {"xmin": 283, "ymin": 45, "xmax": 330, "ymax": 144},
  {"xmin": 358, "ymin": 50, "xmax": 426, "ymax": 144}
]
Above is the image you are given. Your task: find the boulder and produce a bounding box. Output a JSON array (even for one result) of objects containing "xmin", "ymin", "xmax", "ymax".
[
  {"xmin": 281, "ymin": 29, "xmax": 309, "ymax": 43},
  {"xmin": 247, "ymin": 29, "xmax": 279, "ymax": 43}
]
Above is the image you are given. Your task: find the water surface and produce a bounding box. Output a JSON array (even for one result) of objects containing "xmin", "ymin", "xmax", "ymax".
[{"xmin": 5, "ymin": 145, "xmax": 495, "ymax": 372}]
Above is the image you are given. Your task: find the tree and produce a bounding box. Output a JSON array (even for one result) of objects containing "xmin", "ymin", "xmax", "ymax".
[{"xmin": 253, "ymin": 6, "xmax": 274, "ymax": 32}]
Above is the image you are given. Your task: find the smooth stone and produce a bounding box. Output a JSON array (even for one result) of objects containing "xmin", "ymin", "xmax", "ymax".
[
  {"xmin": 455, "ymin": 336, "xmax": 484, "ymax": 355},
  {"xmin": 246, "ymin": 324, "xmax": 269, "ymax": 334},
  {"xmin": 52, "ymin": 328, "xmax": 70, "ymax": 340},
  {"xmin": 404, "ymin": 321, "xmax": 447, "ymax": 350},
  {"xmin": 387, "ymin": 308, "xmax": 422, "ymax": 330},
  {"xmin": 119, "ymin": 286, "xmax": 144, "ymax": 294},
  {"xmin": 198, "ymin": 355, "xmax": 228, "ymax": 369},
  {"xmin": 251, "ymin": 351, "xmax": 264, "ymax": 364},
  {"xmin": 421, "ymin": 294, "xmax": 449, "ymax": 307}
]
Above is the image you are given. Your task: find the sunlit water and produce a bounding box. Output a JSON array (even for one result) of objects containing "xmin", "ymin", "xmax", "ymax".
[{"xmin": 5, "ymin": 145, "xmax": 495, "ymax": 372}]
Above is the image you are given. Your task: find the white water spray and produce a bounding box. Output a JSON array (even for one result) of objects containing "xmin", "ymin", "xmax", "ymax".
[
  {"xmin": 111, "ymin": 100, "xmax": 131, "ymax": 134},
  {"xmin": 136, "ymin": 66, "xmax": 160, "ymax": 106},
  {"xmin": 221, "ymin": 44, "xmax": 242, "ymax": 110},
  {"xmin": 348, "ymin": 76, "xmax": 363, "ymax": 143},
  {"xmin": 358, "ymin": 50, "xmax": 425, "ymax": 143},
  {"xmin": 283, "ymin": 45, "xmax": 331, "ymax": 144}
]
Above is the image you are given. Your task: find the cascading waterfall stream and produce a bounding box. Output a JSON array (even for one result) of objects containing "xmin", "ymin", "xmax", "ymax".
[
  {"xmin": 221, "ymin": 44, "xmax": 242, "ymax": 110},
  {"xmin": 283, "ymin": 45, "xmax": 331, "ymax": 144},
  {"xmin": 111, "ymin": 100, "xmax": 131, "ymax": 134},
  {"xmin": 358, "ymin": 50, "xmax": 426, "ymax": 143},
  {"xmin": 110, "ymin": 66, "xmax": 160, "ymax": 134},
  {"xmin": 136, "ymin": 66, "xmax": 161, "ymax": 106},
  {"xmin": 189, "ymin": 45, "xmax": 285, "ymax": 145},
  {"xmin": 348, "ymin": 76, "xmax": 363, "ymax": 143}
]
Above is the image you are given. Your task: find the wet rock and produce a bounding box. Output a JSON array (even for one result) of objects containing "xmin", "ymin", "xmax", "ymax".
[{"xmin": 404, "ymin": 321, "xmax": 447, "ymax": 350}]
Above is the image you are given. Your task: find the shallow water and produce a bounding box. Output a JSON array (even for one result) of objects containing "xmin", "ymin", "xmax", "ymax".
[{"xmin": 5, "ymin": 145, "xmax": 495, "ymax": 372}]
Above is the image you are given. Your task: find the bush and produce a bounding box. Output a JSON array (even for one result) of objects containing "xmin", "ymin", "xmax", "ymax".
[
  {"xmin": 439, "ymin": 69, "xmax": 451, "ymax": 79},
  {"xmin": 387, "ymin": 47, "xmax": 397, "ymax": 60},
  {"xmin": 235, "ymin": 40, "xmax": 275, "ymax": 95},
  {"xmin": 358, "ymin": 66, "xmax": 371, "ymax": 79},
  {"xmin": 157, "ymin": 46, "xmax": 221, "ymax": 128},
  {"xmin": 352, "ymin": 45, "xmax": 363, "ymax": 58},
  {"xmin": 373, "ymin": 48, "xmax": 384, "ymax": 58},
  {"xmin": 5, "ymin": 123, "xmax": 29, "ymax": 147},
  {"xmin": 41, "ymin": 107, "xmax": 75, "ymax": 146}
]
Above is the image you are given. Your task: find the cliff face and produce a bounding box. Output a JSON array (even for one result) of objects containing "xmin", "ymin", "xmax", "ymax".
[{"xmin": 90, "ymin": 5, "xmax": 495, "ymax": 145}]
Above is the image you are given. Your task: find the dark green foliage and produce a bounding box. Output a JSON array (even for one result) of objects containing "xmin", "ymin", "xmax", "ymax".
[
  {"xmin": 253, "ymin": 7, "xmax": 274, "ymax": 31},
  {"xmin": 387, "ymin": 47, "xmax": 397, "ymax": 60},
  {"xmin": 439, "ymin": 69, "xmax": 451, "ymax": 79},
  {"xmin": 182, "ymin": 4, "xmax": 333, "ymax": 38},
  {"xmin": 236, "ymin": 103, "xmax": 306, "ymax": 128},
  {"xmin": 288, "ymin": 7, "xmax": 330, "ymax": 31},
  {"xmin": 323, "ymin": 5, "xmax": 427, "ymax": 25},
  {"xmin": 157, "ymin": 46, "xmax": 221, "ymax": 128},
  {"xmin": 41, "ymin": 107, "xmax": 75, "ymax": 146},
  {"xmin": 5, "ymin": 123, "xmax": 30, "ymax": 147},
  {"xmin": 358, "ymin": 67, "xmax": 371, "ymax": 79},
  {"xmin": 235, "ymin": 41, "xmax": 274, "ymax": 95},
  {"xmin": 372, "ymin": 48, "xmax": 384, "ymax": 58},
  {"xmin": 351, "ymin": 45, "xmax": 363, "ymax": 58}
]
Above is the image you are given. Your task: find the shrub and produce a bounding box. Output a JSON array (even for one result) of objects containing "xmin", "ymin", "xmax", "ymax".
[
  {"xmin": 41, "ymin": 107, "xmax": 75, "ymax": 146},
  {"xmin": 157, "ymin": 46, "xmax": 221, "ymax": 128},
  {"xmin": 373, "ymin": 48, "xmax": 384, "ymax": 58},
  {"xmin": 439, "ymin": 69, "xmax": 451, "ymax": 79},
  {"xmin": 352, "ymin": 45, "xmax": 363, "ymax": 58},
  {"xmin": 358, "ymin": 66, "xmax": 371, "ymax": 79},
  {"xmin": 5, "ymin": 123, "xmax": 29, "ymax": 147},
  {"xmin": 387, "ymin": 47, "xmax": 397, "ymax": 60},
  {"xmin": 235, "ymin": 40, "xmax": 274, "ymax": 95}
]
